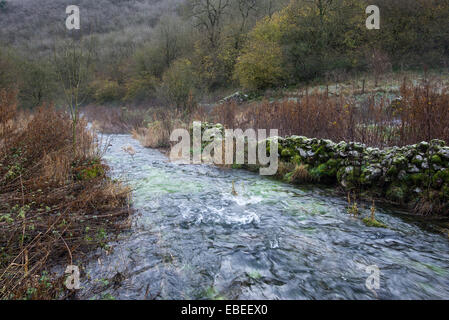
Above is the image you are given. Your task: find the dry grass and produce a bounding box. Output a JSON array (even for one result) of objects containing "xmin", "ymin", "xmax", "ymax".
[
  {"xmin": 0, "ymin": 90, "xmax": 131, "ymax": 300},
  {"xmin": 131, "ymin": 105, "xmax": 210, "ymax": 150},
  {"xmin": 289, "ymin": 164, "xmax": 314, "ymax": 184},
  {"xmin": 131, "ymin": 121, "xmax": 171, "ymax": 149},
  {"xmin": 82, "ymin": 105, "xmax": 147, "ymax": 134},
  {"xmin": 275, "ymin": 161, "xmax": 295, "ymax": 179}
]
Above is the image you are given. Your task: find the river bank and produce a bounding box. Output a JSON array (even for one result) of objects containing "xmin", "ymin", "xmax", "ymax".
[{"xmin": 0, "ymin": 92, "xmax": 131, "ymax": 299}]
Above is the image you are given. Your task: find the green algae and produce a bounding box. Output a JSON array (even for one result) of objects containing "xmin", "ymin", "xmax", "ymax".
[{"xmin": 362, "ymin": 217, "xmax": 387, "ymax": 228}]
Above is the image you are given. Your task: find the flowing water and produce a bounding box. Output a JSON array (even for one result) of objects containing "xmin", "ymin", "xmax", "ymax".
[{"xmin": 79, "ymin": 134, "xmax": 449, "ymax": 300}]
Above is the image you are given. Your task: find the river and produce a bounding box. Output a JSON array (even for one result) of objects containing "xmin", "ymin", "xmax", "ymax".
[{"xmin": 78, "ymin": 134, "xmax": 449, "ymax": 300}]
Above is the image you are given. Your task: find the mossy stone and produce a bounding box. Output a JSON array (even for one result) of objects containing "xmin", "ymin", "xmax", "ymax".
[
  {"xmin": 392, "ymin": 155, "xmax": 407, "ymax": 167},
  {"xmin": 337, "ymin": 167, "xmax": 345, "ymax": 182},
  {"xmin": 387, "ymin": 165, "xmax": 398, "ymax": 177},
  {"xmin": 309, "ymin": 161, "xmax": 337, "ymax": 183},
  {"xmin": 432, "ymin": 169, "xmax": 449, "ymax": 189},
  {"xmin": 281, "ymin": 148, "xmax": 292, "ymax": 158},
  {"xmin": 362, "ymin": 217, "xmax": 387, "ymax": 228},
  {"xmin": 431, "ymin": 155, "xmax": 442, "ymax": 165},
  {"xmin": 412, "ymin": 155, "xmax": 424, "ymax": 166},
  {"xmin": 315, "ymin": 145, "xmax": 327, "ymax": 156},
  {"xmin": 418, "ymin": 141, "xmax": 430, "ymax": 153}
]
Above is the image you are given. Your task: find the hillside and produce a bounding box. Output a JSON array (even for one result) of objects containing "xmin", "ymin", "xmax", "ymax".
[
  {"xmin": 0, "ymin": 0, "xmax": 448, "ymax": 109},
  {"xmin": 0, "ymin": 0, "xmax": 183, "ymax": 54}
]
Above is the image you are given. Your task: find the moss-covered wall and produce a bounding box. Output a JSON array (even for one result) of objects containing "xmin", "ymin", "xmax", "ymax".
[
  {"xmin": 275, "ymin": 136, "xmax": 449, "ymax": 214},
  {"xmin": 195, "ymin": 122, "xmax": 449, "ymax": 215}
]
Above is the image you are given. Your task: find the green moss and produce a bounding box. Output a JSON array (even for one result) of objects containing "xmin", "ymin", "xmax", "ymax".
[
  {"xmin": 408, "ymin": 173, "xmax": 429, "ymax": 186},
  {"xmin": 281, "ymin": 148, "xmax": 292, "ymax": 158},
  {"xmin": 309, "ymin": 159, "xmax": 338, "ymax": 183},
  {"xmin": 441, "ymin": 184, "xmax": 449, "ymax": 200},
  {"xmin": 362, "ymin": 217, "xmax": 387, "ymax": 228},
  {"xmin": 315, "ymin": 145, "xmax": 327, "ymax": 157},
  {"xmin": 247, "ymin": 270, "xmax": 262, "ymax": 280},
  {"xmin": 431, "ymin": 155, "xmax": 442, "ymax": 165},
  {"xmin": 386, "ymin": 183, "xmax": 407, "ymax": 203},
  {"xmin": 392, "ymin": 155, "xmax": 407, "ymax": 167},
  {"xmin": 342, "ymin": 166, "xmax": 362, "ymax": 190},
  {"xmin": 309, "ymin": 164, "xmax": 327, "ymax": 180},
  {"xmin": 432, "ymin": 169, "xmax": 449, "ymax": 188},
  {"xmin": 386, "ymin": 165, "xmax": 398, "ymax": 177},
  {"xmin": 418, "ymin": 142, "xmax": 429, "ymax": 153},
  {"xmin": 292, "ymin": 155, "xmax": 302, "ymax": 164},
  {"xmin": 359, "ymin": 174, "xmax": 369, "ymax": 185},
  {"xmin": 411, "ymin": 156, "xmax": 423, "ymax": 165},
  {"xmin": 360, "ymin": 166, "xmax": 381, "ymax": 185},
  {"xmin": 204, "ymin": 287, "xmax": 226, "ymax": 300},
  {"xmin": 439, "ymin": 169, "xmax": 449, "ymax": 183},
  {"xmin": 336, "ymin": 167, "xmax": 345, "ymax": 182},
  {"xmin": 326, "ymin": 158, "xmax": 339, "ymax": 169},
  {"xmin": 277, "ymin": 143, "xmax": 283, "ymax": 152},
  {"xmin": 77, "ymin": 164, "xmax": 105, "ymax": 181}
]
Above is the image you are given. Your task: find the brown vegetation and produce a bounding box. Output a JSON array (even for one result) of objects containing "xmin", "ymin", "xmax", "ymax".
[
  {"xmin": 289, "ymin": 164, "xmax": 314, "ymax": 184},
  {"xmin": 213, "ymin": 80, "xmax": 449, "ymax": 148},
  {"xmin": 131, "ymin": 106, "xmax": 210, "ymax": 149},
  {"xmin": 83, "ymin": 105, "xmax": 147, "ymax": 134},
  {"xmin": 0, "ymin": 90, "xmax": 131, "ymax": 299},
  {"xmin": 127, "ymin": 80, "xmax": 449, "ymax": 156}
]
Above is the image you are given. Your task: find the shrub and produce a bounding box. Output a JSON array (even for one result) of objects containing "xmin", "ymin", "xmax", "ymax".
[
  {"xmin": 123, "ymin": 75, "xmax": 157, "ymax": 102},
  {"xmin": 289, "ymin": 164, "xmax": 314, "ymax": 184},
  {"xmin": 234, "ymin": 15, "xmax": 286, "ymax": 91},
  {"xmin": 91, "ymin": 79, "xmax": 125, "ymax": 104},
  {"xmin": 132, "ymin": 121, "xmax": 170, "ymax": 149},
  {"xmin": 157, "ymin": 58, "xmax": 198, "ymax": 113}
]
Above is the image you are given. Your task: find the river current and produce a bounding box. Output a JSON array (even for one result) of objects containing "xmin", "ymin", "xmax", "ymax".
[{"xmin": 78, "ymin": 134, "xmax": 449, "ymax": 300}]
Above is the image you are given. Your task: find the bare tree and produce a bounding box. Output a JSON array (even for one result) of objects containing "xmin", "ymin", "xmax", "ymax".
[
  {"xmin": 189, "ymin": 0, "xmax": 230, "ymax": 48},
  {"xmin": 258, "ymin": 0, "xmax": 290, "ymax": 19},
  {"xmin": 155, "ymin": 14, "xmax": 186, "ymax": 68},
  {"xmin": 366, "ymin": 48, "xmax": 392, "ymax": 87},
  {"xmin": 236, "ymin": 0, "xmax": 257, "ymax": 34},
  {"xmin": 314, "ymin": 0, "xmax": 333, "ymax": 24},
  {"xmin": 54, "ymin": 39, "xmax": 95, "ymax": 151},
  {"xmin": 19, "ymin": 60, "xmax": 55, "ymax": 109},
  {"xmin": 265, "ymin": 0, "xmax": 275, "ymax": 18}
]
